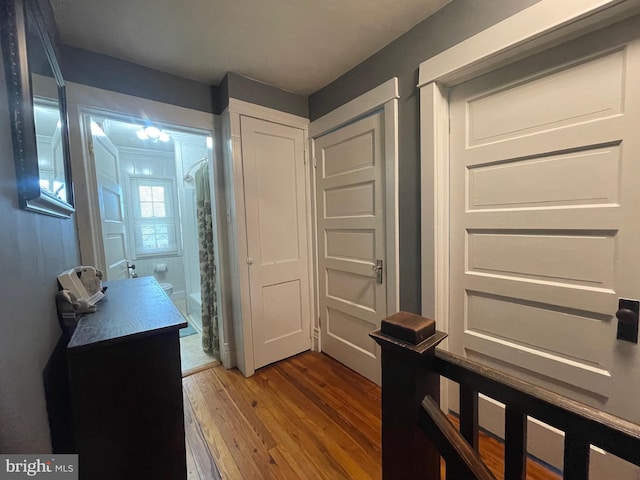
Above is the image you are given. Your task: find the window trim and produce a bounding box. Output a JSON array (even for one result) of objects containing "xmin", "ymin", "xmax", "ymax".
[{"xmin": 128, "ymin": 176, "xmax": 182, "ymax": 258}]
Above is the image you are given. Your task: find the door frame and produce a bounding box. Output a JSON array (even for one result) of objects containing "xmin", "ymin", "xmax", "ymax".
[
  {"xmin": 418, "ymin": 0, "xmax": 640, "ymax": 457},
  {"xmin": 223, "ymin": 99, "xmax": 311, "ymax": 377},
  {"xmin": 65, "ymin": 82, "xmax": 230, "ymax": 361},
  {"xmin": 67, "ymin": 82, "xmax": 218, "ymax": 275},
  {"xmin": 309, "ymin": 77, "xmax": 400, "ymax": 352}
]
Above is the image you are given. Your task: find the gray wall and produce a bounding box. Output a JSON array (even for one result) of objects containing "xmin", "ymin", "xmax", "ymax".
[
  {"xmin": 0, "ymin": 53, "xmax": 81, "ymax": 451},
  {"xmin": 60, "ymin": 51, "xmax": 309, "ymax": 118},
  {"xmin": 221, "ymin": 72, "xmax": 308, "ymax": 118},
  {"xmin": 309, "ymin": 0, "xmax": 541, "ymax": 316},
  {"xmin": 61, "ymin": 45, "xmax": 220, "ymax": 114}
]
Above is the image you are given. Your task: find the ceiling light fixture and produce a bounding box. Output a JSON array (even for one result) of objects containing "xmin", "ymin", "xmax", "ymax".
[{"xmin": 136, "ymin": 125, "xmax": 171, "ymax": 143}]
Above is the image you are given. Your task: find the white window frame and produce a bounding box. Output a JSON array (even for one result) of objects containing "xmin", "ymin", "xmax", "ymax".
[{"xmin": 129, "ymin": 176, "xmax": 182, "ymax": 258}]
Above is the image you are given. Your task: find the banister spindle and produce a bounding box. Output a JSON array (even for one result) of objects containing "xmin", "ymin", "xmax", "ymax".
[
  {"xmin": 504, "ymin": 404, "xmax": 527, "ymax": 480},
  {"xmin": 459, "ymin": 384, "xmax": 479, "ymax": 449},
  {"xmin": 563, "ymin": 432, "xmax": 590, "ymax": 480},
  {"xmin": 370, "ymin": 312, "xmax": 447, "ymax": 480}
]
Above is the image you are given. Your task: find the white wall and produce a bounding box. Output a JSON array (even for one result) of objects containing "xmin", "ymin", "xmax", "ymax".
[{"xmin": 173, "ymin": 133, "xmax": 210, "ymax": 309}]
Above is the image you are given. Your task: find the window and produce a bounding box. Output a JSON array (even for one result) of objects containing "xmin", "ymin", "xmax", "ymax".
[{"xmin": 130, "ymin": 178, "xmax": 181, "ymax": 257}]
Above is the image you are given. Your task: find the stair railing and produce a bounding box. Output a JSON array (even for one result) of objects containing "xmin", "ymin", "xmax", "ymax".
[{"xmin": 371, "ymin": 312, "xmax": 640, "ymax": 480}]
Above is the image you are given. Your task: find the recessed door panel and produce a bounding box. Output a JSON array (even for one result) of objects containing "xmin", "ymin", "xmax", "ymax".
[
  {"xmin": 326, "ymin": 307, "xmax": 378, "ymax": 356},
  {"xmin": 261, "ymin": 280, "xmax": 303, "ymax": 343},
  {"xmin": 467, "ymin": 49, "xmax": 624, "ymax": 146},
  {"xmin": 467, "ymin": 146, "xmax": 620, "ymax": 210},
  {"xmin": 253, "ymin": 133, "xmax": 300, "ymax": 265},
  {"xmin": 467, "ymin": 231, "xmax": 616, "ymax": 288},
  {"xmin": 325, "ymin": 229, "xmax": 376, "ymax": 262},
  {"xmin": 323, "ymin": 131, "xmax": 374, "ymax": 178},
  {"xmin": 326, "ymin": 268, "xmax": 376, "ymax": 311},
  {"xmin": 324, "ymin": 182, "xmax": 375, "ymax": 218}
]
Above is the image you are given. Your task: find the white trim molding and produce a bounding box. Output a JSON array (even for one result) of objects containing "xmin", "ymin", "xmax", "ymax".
[
  {"xmin": 419, "ymin": 83, "xmax": 449, "ymax": 332},
  {"xmin": 312, "ymin": 327, "xmax": 322, "ymax": 352},
  {"xmin": 227, "ymin": 98, "xmax": 309, "ymax": 129},
  {"xmin": 309, "ymin": 77, "xmax": 399, "ymax": 138},
  {"xmin": 308, "ymin": 137, "xmax": 321, "ymax": 354},
  {"xmin": 221, "ymin": 342, "xmax": 233, "ymax": 370},
  {"xmin": 309, "ymin": 77, "xmax": 400, "ymax": 357},
  {"xmin": 420, "ymin": 82, "xmax": 450, "ymax": 410},
  {"xmin": 418, "ymin": 0, "xmax": 640, "ymax": 88},
  {"xmin": 222, "ymin": 106, "xmax": 255, "ymax": 377},
  {"xmin": 383, "ymin": 94, "xmax": 400, "ymax": 316}
]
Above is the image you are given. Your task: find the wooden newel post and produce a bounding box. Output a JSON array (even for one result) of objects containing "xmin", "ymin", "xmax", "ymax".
[{"xmin": 370, "ymin": 311, "xmax": 448, "ymax": 480}]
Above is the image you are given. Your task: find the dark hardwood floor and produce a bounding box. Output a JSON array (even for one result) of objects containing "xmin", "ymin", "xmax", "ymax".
[{"xmin": 182, "ymin": 351, "xmax": 560, "ymax": 479}]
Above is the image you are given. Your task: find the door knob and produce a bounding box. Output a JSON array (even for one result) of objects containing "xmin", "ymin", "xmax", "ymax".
[
  {"xmin": 616, "ymin": 299, "xmax": 639, "ymax": 344},
  {"xmin": 616, "ymin": 309, "xmax": 636, "ymax": 324}
]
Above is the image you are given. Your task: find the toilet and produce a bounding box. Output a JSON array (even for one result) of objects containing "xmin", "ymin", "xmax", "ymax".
[{"xmin": 159, "ymin": 282, "xmax": 173, "ymax": 297}]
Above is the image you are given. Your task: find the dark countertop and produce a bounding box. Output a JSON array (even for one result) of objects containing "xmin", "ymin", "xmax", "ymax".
[{"xmin": 67, "ymin": 276, "xmax": 187, "ymax": 353}]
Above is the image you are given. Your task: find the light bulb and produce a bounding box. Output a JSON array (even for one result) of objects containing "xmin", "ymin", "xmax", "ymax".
[
  {"xmin": 159, "ymin": 131, "xmax": 170, "ymax": 142},
  {"xmin": 136, "ymin": 129, "xmax": 149, "ymax": 140},
  {"xmin": 145, "ymin": 126, "xmax": 161, "ymax": 139}
]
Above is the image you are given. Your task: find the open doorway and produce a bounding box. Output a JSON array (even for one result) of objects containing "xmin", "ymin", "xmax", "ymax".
[{"xmin": 85, "ymin": 112, "xmax": 220, "ymax": 373}]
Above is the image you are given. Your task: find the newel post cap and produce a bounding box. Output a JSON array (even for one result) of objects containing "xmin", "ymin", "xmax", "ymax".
[{"xmin": 370, "ymin": 311, "xmax": 447, "ymax": 356}]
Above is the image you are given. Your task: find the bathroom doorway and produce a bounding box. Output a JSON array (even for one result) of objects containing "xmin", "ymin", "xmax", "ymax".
[{"xmin": 83, "ymin": 112, "xmax": 221, "ymax": 372}]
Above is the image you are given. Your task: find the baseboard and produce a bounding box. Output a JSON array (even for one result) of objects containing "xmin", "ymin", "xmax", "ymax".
[
  {"xmin": 221, "ymin": 342, "xmax": 234, "ymax": 369},
  {"xmin": 312, "ymin": 327, "xmax": 321, "ymax": 352}
]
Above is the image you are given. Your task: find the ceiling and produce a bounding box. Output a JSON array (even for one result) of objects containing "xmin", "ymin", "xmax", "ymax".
[
  {"xmin": 96, "ymin": 117, "xmax": 175, "ymax": 152},
  {"xmin": 50, "ymin": 0, "xmax": 451, "ymax": 95}
]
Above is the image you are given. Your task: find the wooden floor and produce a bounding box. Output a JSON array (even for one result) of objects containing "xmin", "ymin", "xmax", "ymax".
[{"xmin": 182, "ymin": 351, "xmax": 560, "ymax": 480}]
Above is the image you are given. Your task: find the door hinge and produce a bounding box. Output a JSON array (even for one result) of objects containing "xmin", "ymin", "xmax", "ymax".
[
  {"xmin": 246, "ymin": 257, "xmax": 254, "ymax": 265},
  {"xmin": 313, "ymin": 157, "xmax": 317, "ymax": 169},
  {"xmin": 88, "ymin": 139, "xmax": 94, "ymax": 155}
]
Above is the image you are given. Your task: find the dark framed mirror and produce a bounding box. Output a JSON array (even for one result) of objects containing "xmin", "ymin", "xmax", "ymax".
[{"xmin": 1, "ymin": 0, "xmax": 74, "ymax": 217}]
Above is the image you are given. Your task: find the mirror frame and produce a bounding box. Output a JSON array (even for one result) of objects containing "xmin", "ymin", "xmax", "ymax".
[{"xmin": 1, "ymin": 0, "xmax": 74, "ymax": 218}]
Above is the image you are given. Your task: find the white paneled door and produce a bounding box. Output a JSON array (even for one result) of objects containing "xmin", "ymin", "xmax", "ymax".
[
  {"xmin": 315, "ymin": 111, "xmax": 387, "ymax": 384},
  {"xmin": 449, "ymin": 19, "xmax": 640, "ymax": 476},
  {"xmin": 90, "ymin": 124, "xmax": 130, "ymax": 281},
  {"xmin": 240, "ymin": 116, "xmax": 311, "ymax": 369}
]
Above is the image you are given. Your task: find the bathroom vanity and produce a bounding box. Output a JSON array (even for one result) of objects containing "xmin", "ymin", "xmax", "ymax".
[{"xmin": 67, "ymin": 276, "xmax": 187, "ymax": 480}]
